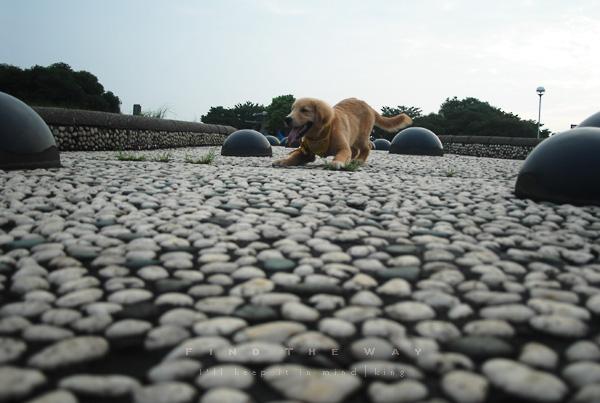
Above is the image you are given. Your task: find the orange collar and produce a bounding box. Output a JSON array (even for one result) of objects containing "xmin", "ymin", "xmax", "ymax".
[{"xmin": 298, "ymin": 125, "xmax": 331, "ymax": 157}]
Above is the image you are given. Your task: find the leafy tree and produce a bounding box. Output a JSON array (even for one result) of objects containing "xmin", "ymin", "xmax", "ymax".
[
  {"xmin": 0, "ymin": 64, "xmax": 23, "ymax": 96},
  {"xmin": 0, "ymin": 62, "xmax": 121, "ymax": 113},
  {"xmin": 201, "ymin": 106, "xmax": 239, "ymax": 127},
  {"xmin": 381, "ymin": 105, "xmax": 423, "ymax": 120},
  {"xmin": 374, "ymin": 97, "xmax": 551, "ymax": 139},
  {"xmin": 102, "ymin": 91, "xmax": 121, "ymax": 113},
  {"xmin": 233, "ymin": 101, "xmax": 267, "ymax": 130},
  {"xmin": 413, "ymin": 113, "xmax": 449, "ymax": 136},
  {"xmin": 201, "ymin": 102, "xmax": 266, "ymax": 128},
  {"xmin": 436, "ymin": 97, "xmax": 551, "ymax": 138},
  {"xmin": 266, "ymin": 94, "xmax": 295, "ymax": 135}
]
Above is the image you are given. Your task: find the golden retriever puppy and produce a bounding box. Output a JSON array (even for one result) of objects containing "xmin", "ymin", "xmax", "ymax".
[{"xmin": 272, "ymin": 97, "xmax": 412, "ymax": 169}]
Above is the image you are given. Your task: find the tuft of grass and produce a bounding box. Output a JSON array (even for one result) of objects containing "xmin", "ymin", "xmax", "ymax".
[
  {"xmin": 152, "ymin": 151, "xmax": 173, "ymax": 162},
  {"xmin": 185, "ymin": 148, "xmax": 219, "ymax": 164},
  {"xmin": 115, "ymin": 148, "xmax": 148, "ymax": 161},
  {"xmin": 322, "ymin": 158, "xmax": 364, "ymax": 171},
  {"xmin": 141, "ymin": 105, "xmax": 172, "ymax": 119},
  {"xmin": 444, "ymin": 167, "xmax": 456, "ymax": 177}
]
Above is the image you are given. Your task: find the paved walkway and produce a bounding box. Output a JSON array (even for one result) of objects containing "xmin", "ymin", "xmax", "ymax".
[{"xmin": 1, "ymin": 147, "xmax": 599, "ymax": 403}]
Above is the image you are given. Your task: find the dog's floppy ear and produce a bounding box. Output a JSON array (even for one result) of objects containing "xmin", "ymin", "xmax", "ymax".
[{"xmin": 314, "ymin": 100, "xmax": 333, "ymax": 126}]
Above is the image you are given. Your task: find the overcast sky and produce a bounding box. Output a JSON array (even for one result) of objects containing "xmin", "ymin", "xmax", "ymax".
[{"xmin": 2, "ymin": 0, "xmax": 599, "ymax": 134}]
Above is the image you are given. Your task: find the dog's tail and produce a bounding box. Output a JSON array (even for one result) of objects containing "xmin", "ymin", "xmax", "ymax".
[{"xmin": 373, "ymin": 110, "xmax": 413, "ymax": 132}]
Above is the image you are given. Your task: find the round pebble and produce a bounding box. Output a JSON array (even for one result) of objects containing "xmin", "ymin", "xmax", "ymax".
[
  {"xmin": 105, "ymin": 319, "xmax": 152, "ymax": 339},
  {"xmin": 147, "ymin": 358, "xmax": 202, "ymax": 382},
  {"xmin": 318, "ymin": 318, "xmax": 357, "ymax": 338},
  {"xmin": 263, "ymin": 363, "xmax": 362, "ymax": 403},
  {"xmin": 529, "ymin": 315, "xmax": 588, "ymax": 338},
  {"xmin": 145, "ymin": 325, "xmax": 191, "ymax": 350},
  {"xmin": 564, "ymin": 340, "xmax": 600, "ymax": 362},
  {"xmin": 55, "ymin": 288, "xmax": 103, "ymax": 307},
  {"xmin": 196, "ymin": 364, "xmax": 255, "ymax": 389},
  {"xmin": 59, "ymin": 374, "xmax": 140, "ymax": 397},
  {"xmin": 233, "ymin": 321, "xmax": 306, "ymax": 343},
  {"xmin": 25, "ymin": 390, "xmax": 78, "ymax": 403},
  {"xmin": 479, "ymin": 304, "xmax": 535, "ymax": 323},
  {"xmin": 133, "ymin": 382, "xmax": 197, "ymax": 403},
  {"xmin": 22, "ymin": 324, "xmax": 74, "ymax": 342},
  {"xmin": 384, "ymin": 301, "xmax": 435, "ymax": 321},
  {"xmin": 482, "ymin": 358, "xmax": 567, "ymax": 402},
  {"xmin": 198, "ymin": 388, "xmax": 253, "ymax": 403},
  {"xmin": 519, "ymin": 342, "xmax": 559, "ymax": 370},
  {"xmin": 0, "ymin": 336, "xmax": 27, "ymax": 364},
  {"xmin": 562, "ymin": 361, "xmax": 600, "ymax": 388},
  {"xmin": 27, "ymin": 336, "xmax": 109, "ymax": 370},
  {"xmin": 415, "ymin": 320, "xmax": 461, "ymax": 343},
  {"xmin": 281, "ymin": 301, "xmax": 320, "ymax": 322},
  {"xmin": 0, "ymin": 366, "xmax": 46, "ymax": 401},
  {"xmin": 108, "ymin": 289, "xmax": 153, "ymax": 305},
  {"xmin": 368, "ymin": 379, "xmax": 428, "ymax": 403},
  {"xmin": 159, "ymin": 308, "xmax": 207, "ymax": 328},
  {"xmin": 441, "ymin": 370, "xmax": 488, "ymax": 403}
]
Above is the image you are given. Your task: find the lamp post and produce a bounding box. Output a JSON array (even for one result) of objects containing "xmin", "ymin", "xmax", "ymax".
[{"xmin": 536, "ymin": 86, "xmax": 545, "ymax": 139}]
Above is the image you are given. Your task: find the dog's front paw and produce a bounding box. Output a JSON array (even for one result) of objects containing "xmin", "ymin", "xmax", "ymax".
[
  {"xmin": 272, "ymin": 159, "xmax": 290, "ymax": 167},
  {"xmin": 330, "ymin": 161, "xmax": 344, "ymax": 170}
]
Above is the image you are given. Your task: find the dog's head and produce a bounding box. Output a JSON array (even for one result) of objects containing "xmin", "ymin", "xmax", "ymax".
[{"xmin": 285, "ymin": 98, "xmax": 333, "ymax": 145}]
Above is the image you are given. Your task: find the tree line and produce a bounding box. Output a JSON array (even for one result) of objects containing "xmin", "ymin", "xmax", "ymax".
[
  {"xmin": 0, "ymin": 62, "xmax": 121, "ymax": 113},
  {"xmin": 201, "ymin": 95, "xmax": 294, "ymax": 135},
  {"xmin": 202, "ymin": 95, "xmax": 552, "ymax": 139},
  {"xmin": 0, "ymin": 62, "xmax": 550, "ymax": 138}
]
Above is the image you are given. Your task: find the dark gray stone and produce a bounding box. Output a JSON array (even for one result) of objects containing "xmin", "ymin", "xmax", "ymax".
[
  {"xmin": 263, "ymin": 258, "xmax": 296, "ymax": 272},
  {"xmin": 448, "ymin": 336, "xmax": 514, "ymax": 359},
  {"xmin": 234, "ymin": 304, "xmax": 278, "ymax": 322},
  {"xmin": 221, "ymin": 130, "xmax": 272, "ymax": 157},
  {"xmin": 0, "ymin": 92, "xmax": 61, "ymax": 169},
  {"xmin": 578, "ymin": 111, "xmax": 600, "ymax": 128},
  {"xmin": 376, "ymin": 267, "xmax": 421, "ymax": 282},
  {"xmin": 515, "ymin": 127, "xmax": 600, "ymax": 206},
  {"xmin": 373, "ymin": 139, "xmax": 391, "ymax": 150},
  {"xmin": 266, "ymin": 135, "xmax": 281, "ymax": 146},
  {"xmin": 390, "ymin": 127, "xmax": 443, "ymax": 156}
]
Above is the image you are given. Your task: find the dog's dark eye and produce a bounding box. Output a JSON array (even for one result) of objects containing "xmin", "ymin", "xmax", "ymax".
[{"xmin": 301, "ymin": 108, "xmax": 309, "ymax": 113}]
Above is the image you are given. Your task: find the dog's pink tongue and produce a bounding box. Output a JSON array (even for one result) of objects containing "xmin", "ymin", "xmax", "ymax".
[{"xmin": 288, "ymin": 127, "xmax": 301, "ymax": 145}]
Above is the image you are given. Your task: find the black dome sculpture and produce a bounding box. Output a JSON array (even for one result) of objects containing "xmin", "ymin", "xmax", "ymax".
[
  {"xmin": 0, "ymin": 91, "xmax": 61, "ymax": 170},
  {"xmin": 390, "ymin": 127, "xmax": 443, "ymax": 156},
  {"xmin": 514, "ymin": 127, "xmax": 600, "ymax": 206},
  {"xmin": 577, "ymin": 111, "xmax": 600, "ymax": 128},
  {"xmin": 265, "ymin": 135, "xmax": 281, "ymax": 146},
  {"xmin": 221, "ymin": 129, "xmax": 272, "ymax": 157},
  {"xmin": 373, "ymin": 139, "xmax": 391, "ymax": 150}
]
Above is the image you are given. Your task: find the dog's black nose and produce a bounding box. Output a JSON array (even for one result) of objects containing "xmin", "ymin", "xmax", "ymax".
[{"xmin": 284, "ymin": 116, "xmax": 293, "ymax": 126}]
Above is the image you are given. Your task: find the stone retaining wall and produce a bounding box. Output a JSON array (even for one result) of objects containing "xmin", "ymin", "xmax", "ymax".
[
  {"xmin": 33, "ymin": 107, "xmax": 236, "ymax": 152},
  {"xmin": 31, "ymin": 107, "xmax": 544, "ymax": 158},
  {"xmin": 438, "ymin": 135, "xmax": 544, "ymax": 160}
]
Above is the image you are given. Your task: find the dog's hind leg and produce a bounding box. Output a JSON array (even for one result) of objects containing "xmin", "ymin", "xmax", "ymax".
[
  {"xmin": 357, "ymin": 146, "xmax": 371, "ymax": 163},
  {"xmin": 351, "ymin": 140, "xmax": 371, "ymax": 164}
]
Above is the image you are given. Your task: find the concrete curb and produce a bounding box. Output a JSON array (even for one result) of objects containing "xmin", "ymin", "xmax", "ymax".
[{"xmin": 33, "ymin": 107, "xmax": 237, "ymax": 135}]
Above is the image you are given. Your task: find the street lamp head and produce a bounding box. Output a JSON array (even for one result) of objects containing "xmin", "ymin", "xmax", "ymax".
[{"xmin": 537, "ymin": 86, "xmax": 546, "ymax": 96}]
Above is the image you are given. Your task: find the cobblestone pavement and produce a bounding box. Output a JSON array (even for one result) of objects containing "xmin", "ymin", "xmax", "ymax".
[{"xmin": 1, "ymin": 147, "xmax": 599, "ymax": 403}]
